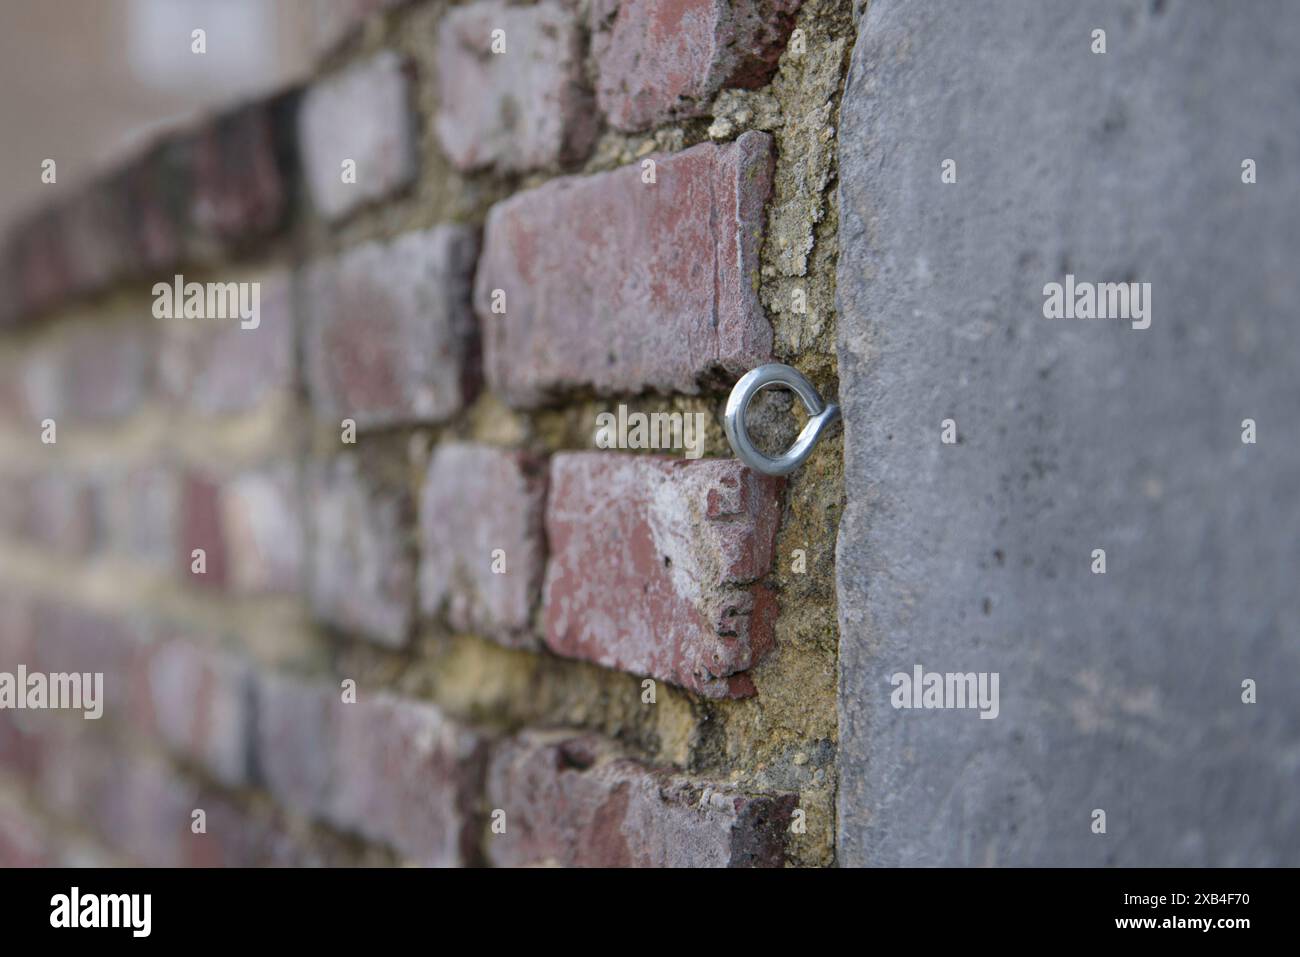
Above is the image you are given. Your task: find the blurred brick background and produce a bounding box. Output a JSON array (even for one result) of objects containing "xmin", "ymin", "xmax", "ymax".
[{"xmin": 0, "ymin": 0, "xmax": 848, "ymax": 866}]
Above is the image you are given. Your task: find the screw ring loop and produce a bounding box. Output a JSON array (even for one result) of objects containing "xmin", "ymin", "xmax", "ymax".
[{"xmin": 724, "ymin": 363, "xmax": 840, "ymax": 476}]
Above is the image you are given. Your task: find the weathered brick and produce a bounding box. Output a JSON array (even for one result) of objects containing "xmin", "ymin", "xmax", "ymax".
[
  {"xmin": 486, "ymin": 732, "xmax": 797, "ymax": 866},
  {"xmin": 475, "ymin": 133, "xmax": 774, "ymax": 406},
  {"xmin": 28, "ymin": 603, "xmax": 154, "ymax": 728},
  {"xmin": 544, "ymin": 453, "xmax": 781, "ymax": 698},
  {"xmin": 221, "ymin": 465, "xmax": 303, "ymax": 595},
  {"xmin": 298, "ymin": 51, "xmax": 416, "ymax": 220},
  {"xmin": 435, "ymin": 0, "xmax": 595, "ymax": 172},
  {"xmin": 97, "ymin": 466, "xmax": 181, "ymax": 570},
  {"xmin": 159, "ymin": 268, "xmax": 294, "ymax": 415},
  {"xmin": 21, "ymin": 323, "xmax": 154, "ymax": 424},
  {"xmin": 181, "ymin": 789, "xmax": 348, "ymax": 867},
  {"xmin": 418, "ymin": 443, "xmax": 546, "ymax": 646},
  {"xmin": 591, "ymin": 0, "xmax": 802, "ymax": 131},
  {"xmin": 82, "ymin": 755, "xmax": 195, "ymax": 866},
  {"xmin": 305, "ymin": 226, "xmax": 478, "ymax": 429},
  {"xmin": 27, "ymin": 721, "xmax": 94, "ymax": 820},
  {"xmin": 10, "ymin": 209, "xmax": 69, "ymax": 317},
  {"xmin": 187, "ymin": 99, "xmax": 293, "ymax": 255},
  {"xmin": 173, "ymin": 466, "xmax": 301, "ymax": 593},
  {"xmin": 182, "ymin": 791, "xmax": 272, "ymax": 867},
  {"xmin": 1, "ymin": 98, "xmax": 291, "ymax": 323},
  {"xmin": 253, "ymin": 673, "xmax": 336, "ymax": 817},
  {"xmin": 66, "ymin": 325, "xmax": 155, "ymax": 421},
  {"xmin": 255, "ymin": 676, "xmax": 489, "ymax": 866},
  {"xmin": 0, "ymin": 97, "xmax": 291, "ymax": 326},
  {"xmin": 308, "ymin": 456, "xmax": 415, "ymax": 646},
  {"xmin": 179, "ymin": 472, "xmax": 229, "ymax": 588},
  {"xmin": 60, "ymin": 181, "xmax": 134, "ymax": 296},
  {"xmin": 118, "ymin": 140, "xmax": 189, "ymax": 274},
  {"xmin": 21, "ymin": 473, "xmax": 98, "ymax": 555},
  {"xmin": 148, "ymin": 641, "xmax": 253, "ymax": 788},
  {"xmin": 330, "ymin": 693, "xmax": 487, "ymax": 865}
]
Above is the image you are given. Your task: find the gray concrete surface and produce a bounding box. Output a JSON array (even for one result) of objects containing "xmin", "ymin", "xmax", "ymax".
[{"xmin": 835, "ymin": 0, "xmax": 1300, "ymax": 866}]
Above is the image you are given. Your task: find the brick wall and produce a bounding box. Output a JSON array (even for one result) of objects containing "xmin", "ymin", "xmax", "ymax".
[{"xmin": 0, "ymin": 0, "xmax": 852, "ymax": 867}]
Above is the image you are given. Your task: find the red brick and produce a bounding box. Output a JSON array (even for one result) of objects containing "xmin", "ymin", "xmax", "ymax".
[
  {"xmin": 29, "ymin": 603, "xmax": 154, "ymax": 729},
  {"xmin": 543, "ymin": 453, "xmax": 782, "ymax": 698},
  {"xmin": 475, "ymin": 133, "xmax": 774, "ymax": 407},
  {"xmin": 592, "ymin": 0, "xmax": 802, "ymax": 131},
  {"xmin": 220, "ymin": 465, "xmax": 303, "ymax": 595},
  {"xmin": 0, "ymin": 98, "xmax": 291, "ymax": 326},
  {"xmin": 67, "ymin": 324, "xmax": 155, "ymax": 420},
  {"xmin": 305, "ymin": 225, "xmax": 479, "ymax": 428},
  {"xmin": 179, "ymin": 472, "xmax": 229, "ymax": 588},
  {"xmin": 308, "ymin": 456, "xmax": 415, "ymax": 647},
  {"xmin": 118, "ymin": 140, "xmax": 188, "ymax": 274},
  {"xmin": 147, "ymin": 641, "xmax": 254, "ymax": 788},
  {"xmin": 10, "ymin": 209, "xmax": 69, "ymax": 316},
  {"xmin": 435, "ymin": 0, "xmax": 595, "ymax": 172},
  {"xmin": 329, "ymin": 693, "xmax": 487, "ymax": 865},
  {"xmin": 158, "ymin": 268, "xmax": 294, "ymax": 416},
  {"xmin": 22, "ymin": 472, "xmax": 98, "ymax": 555},
  {"xmin": 60, "ymin": 181, "xmax": 134, "ymax": 296},
  {"xmin": 486, "ymin": 732, "xmax": 796, "ymax": 866},
  {"xmin": 187, "ymin": 99, "xmax": 292, "ymax": 255},
  {"xmin": 181, "ymin": 791, "xmax": 272, "ymax": 867},
  {"xmin": 22, "ymin": 323, "xmax": 154, "ymax": 424},
  {"xmin": 181, "ymin": 789, "xmax": 348, "ymax": 867},
  {"xmin": 33, "ymin": 765, "xmax": 255, "ymax": 864},
  {"xmin": 23, "ymin": 728, "xmax": 146, "ymax": 864},
  {"xmin": 253, "ymin": 673, "xmax": 336, "ymax": 817},
  {"xmin": 255, "ymin": 675, "xmax": 488, "ymax": 866},
  {"xmin": 418, "ymin": 443, "xmax": 546, "ymax": 646},
  {"xmin": 97, "ymin": 466, "xmax": 181, "ymax": 570},
  {"xmin": 172, "ymin": 466, "xmax": 301, "ymax": 593},
  {"xmin": 298, "ymin": 51, "xmax": 416, "ymax": 220},
  {"xmin": 28, "ymin": 720, "xmax": 96, "ymax": 820},
  {"xmin": 81, "ymin": 755, "xmax": 195, "ymax": 866}
]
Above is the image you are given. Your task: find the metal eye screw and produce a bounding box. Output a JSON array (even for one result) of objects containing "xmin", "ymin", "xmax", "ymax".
[{"xmin": 724, "ymin": 363, "xmax": 840, "ymax": 476}]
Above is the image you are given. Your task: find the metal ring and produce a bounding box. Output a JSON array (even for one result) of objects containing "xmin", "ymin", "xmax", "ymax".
[{"xmin": 724, "ymin": 363, "xmax": 840, "ymax": 476}]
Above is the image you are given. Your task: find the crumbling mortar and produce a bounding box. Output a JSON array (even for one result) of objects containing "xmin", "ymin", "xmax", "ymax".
[{"xmin": 297, "ymin": 0, "xmax": 857, "ymax": 868}]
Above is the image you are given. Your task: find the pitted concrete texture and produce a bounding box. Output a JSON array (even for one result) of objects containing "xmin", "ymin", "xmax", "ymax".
[{"xmin": 835, "ymin": 0, "xmax": 1300, "ymax": 865}]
